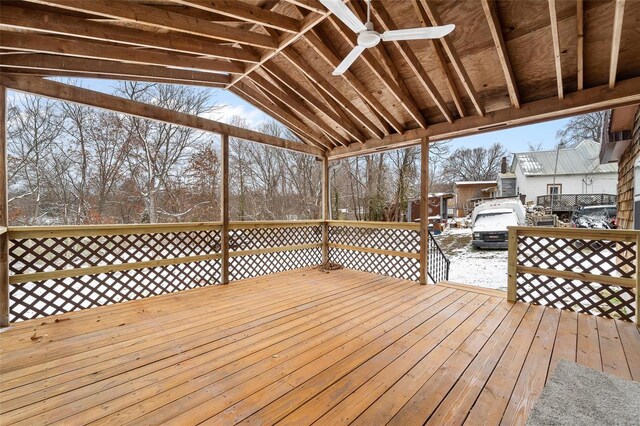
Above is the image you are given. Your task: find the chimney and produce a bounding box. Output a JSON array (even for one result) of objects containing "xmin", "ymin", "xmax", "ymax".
[{"xmin": 500, "ymin": 156, "xmax": 507, "ymax": 174}]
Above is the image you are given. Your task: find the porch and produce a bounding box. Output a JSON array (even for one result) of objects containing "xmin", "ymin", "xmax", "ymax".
[{"xmin": 3, "ymin": 267, "xmax": 638, "ymax": 425}]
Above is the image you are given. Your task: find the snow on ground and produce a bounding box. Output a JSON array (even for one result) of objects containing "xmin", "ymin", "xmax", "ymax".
[{"xmin": 433, "ymin": 228, "xmax": 508, "ymax": 291}]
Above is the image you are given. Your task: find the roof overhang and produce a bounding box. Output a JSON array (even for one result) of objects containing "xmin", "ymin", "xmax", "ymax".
[{"xmin": 600, "ymin": 105, "xmax": 639, "ymax": 164}]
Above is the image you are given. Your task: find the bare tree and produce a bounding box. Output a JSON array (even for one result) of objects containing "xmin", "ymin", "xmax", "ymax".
[
  {"xmin": 556, "ymin": 111, "xmax": 606, "ymax": 147},
  {"xmin": 443, "ymin": 142, "xmax": 506, "ymax": 182}
]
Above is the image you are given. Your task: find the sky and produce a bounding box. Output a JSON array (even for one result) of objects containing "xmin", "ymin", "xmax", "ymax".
[{"xmin": 33, "ymin": 77, "xmax": 569, "ymax": 155}]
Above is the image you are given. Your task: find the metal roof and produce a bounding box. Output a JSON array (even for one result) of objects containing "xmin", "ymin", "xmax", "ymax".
[{"xmin": 512, "ymin": 141, "xmax": 618, "ymax": 176}]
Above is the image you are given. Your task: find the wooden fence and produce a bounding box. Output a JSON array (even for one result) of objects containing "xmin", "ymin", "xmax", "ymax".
[{"xmin": 507, "ymin": 226, "xmax": 639, "ymax": 323}]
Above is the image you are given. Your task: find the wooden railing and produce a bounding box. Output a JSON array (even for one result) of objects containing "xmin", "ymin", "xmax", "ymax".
[
  {"xmin": 6, "ymin": 221, "xmax": 321, "ymax": 322},
  {"xmin": 507, "ymin": 226, "xmax": 639, "ymax": 323},
  {"xmin": 327, "ymin": 221, "xmax": 449, "ymax": 283},
  {"xmin": 535, "ymin": 193, "xmax": 617, "ymax": 212}
]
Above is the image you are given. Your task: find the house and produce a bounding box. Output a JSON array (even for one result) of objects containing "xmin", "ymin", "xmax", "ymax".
[
  {"xmin": 405, "ymin": 193, "xmax": 454, "ymax": 222},
  {"xmin": 453, "ymin": 181, "xmax": 496, "ymax": 217},
  {"xmin": 500, "ymin": 140, "xmax": 618, "ymax": 205},
  {"xmin": 600, "ymin": 105, "xmax": 640, "ymax": 229}
]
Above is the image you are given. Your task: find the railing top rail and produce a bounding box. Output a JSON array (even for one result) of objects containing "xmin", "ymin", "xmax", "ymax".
[
  {"xmin": 509, "ymin": 226, "xmax": 640, "ymax": 242},
  {"xmin": 327, "ymin": 220, "xmax": 419, "ymax": 230},
  {"xmin": 229, "ymin": 220, "xmax": 322, "ymax": 229},
  {"xmin": 8, "ymin": 222, "xmax": 223, "ymax": 239}
]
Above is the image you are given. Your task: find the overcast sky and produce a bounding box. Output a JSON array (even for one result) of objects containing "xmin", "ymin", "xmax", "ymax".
[{"xmin": 22, "ymin": 77, "xmax": 569, "ymax": 156}]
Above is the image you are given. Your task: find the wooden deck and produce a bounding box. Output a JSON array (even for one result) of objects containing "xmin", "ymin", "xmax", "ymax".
[{"xmin": 1, "ymin": 268, "xmax": 638, "ymax": 425}]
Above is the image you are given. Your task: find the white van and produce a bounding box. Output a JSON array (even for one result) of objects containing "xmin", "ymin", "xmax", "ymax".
[{"xmin": 471, "ymin": 198, "xmax": 527, "ymax": 249}]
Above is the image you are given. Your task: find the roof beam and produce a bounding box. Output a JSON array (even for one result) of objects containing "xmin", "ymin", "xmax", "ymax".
[
  {"xmin": 350, "ymin": 1, "xmax": 429, "ymax": 129},
  {"xmin": 0, "ymin": 4, "xmax": 259, "ymax": 63},
  {"xmin": 0, "ymin": 54, "xmax": 230, "ymax": 85},
  {"xmin": 548, "ymin": 0, "xmax": 564, "ymax": 99},
  {"xmin": 282, "ymin": 47, "xmax": 384, "ymax": 139},
  {"xmin": 328, "ymin": 76, "xmax": 640, "ymax": 159},
  {"xmin": 609, "ymin": 0, "xmax": 626, "ymax": 88},
  {"xmin": 0, "ymin": 31, "xmax": 243, "ymax": 75},
  {"xmin": 233, "ymin": 82, "xmax": 327, "ymax": 149},
  {"xmin": 170, "ymin": 0, "xmax": 300, "ymax": 33},
  {"xmin": 249, "ymin": 72, "xmax": 346, "ymax": 147},
  {"xmin": 418, "ymin": 0, "xmax": 485, "ymax": 116},
  {"xmin": 262, "ymin": 62, "xmax": 366, "ymax": 143},
  {"xmin": 0, "ymin": 74, "xmax": 323, "ymax": 156},
  {"xmin": 371, "ymin": 2, "xmax": 453, "ymax": 123},
  {"xmin": 305, "ymin": 30, "xmax": 399, "ymax": 133},
  {"xmin": 481, "ymin": 0, "xmax": 520, "ymax": 108},
  {"xmin": 577, "ymin": 0, "xmax": 584, "ymax": 90},
  {"xmin": 411, "ymin": 0, "xmax": 465, "ymax": 118},
  {"xmin": 23, "ymin": 0, "xmax": 278, "ymax": 49}
]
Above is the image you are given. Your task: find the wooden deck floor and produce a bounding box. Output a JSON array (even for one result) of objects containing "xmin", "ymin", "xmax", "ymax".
[{"xmin": 1, "ymin": 268, "xmax": 639, "ymax": 425}]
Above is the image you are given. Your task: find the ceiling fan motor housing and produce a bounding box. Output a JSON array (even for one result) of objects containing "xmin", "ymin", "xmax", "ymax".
[{"xmin": 357, "ymin": 22, "xmax": 380, "ymax": 48}]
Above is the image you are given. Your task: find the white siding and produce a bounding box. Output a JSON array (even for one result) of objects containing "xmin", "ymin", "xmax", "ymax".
[{"xmin": 515, "ymin": 169, "xmax": 618, "ymax": 204}]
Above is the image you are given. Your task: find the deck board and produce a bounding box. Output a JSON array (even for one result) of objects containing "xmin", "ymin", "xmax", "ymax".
[{"xmin": 1, "ymin": 268, "xmax": 638, "ymax": 425}]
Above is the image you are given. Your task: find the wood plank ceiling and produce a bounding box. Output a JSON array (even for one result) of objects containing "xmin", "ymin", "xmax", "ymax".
[{"xmin": 1, "ymin": 0, "xmax": 639, "ymax": 158}]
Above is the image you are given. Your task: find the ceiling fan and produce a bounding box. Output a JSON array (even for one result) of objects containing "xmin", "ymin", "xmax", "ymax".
[{"xmin": 320, "ymin": 0, "xmax": 455, "ymax": 76}]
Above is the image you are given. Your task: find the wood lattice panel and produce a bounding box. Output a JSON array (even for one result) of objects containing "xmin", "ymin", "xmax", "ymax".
[
  {"xmin": 328, "ymin": 247, "xmax": 419, "ymax": 281},
  {"xmin": 515, "ymin": 234, "xmax": 637, "ymax": 321},
  {"xmin": 230, "ymin": 225, "xmax": 321, "ymax": 250},
  {"xmin": 329, "ymin": 226, "xmax": 420, "ymax": 252},
  {"xmin": 230, "ymin": 248, "xmax": 321, "ymax": 281},
  {"xmin": 9, "ymin": 260, "xmax": 221, "ymax": 322}
]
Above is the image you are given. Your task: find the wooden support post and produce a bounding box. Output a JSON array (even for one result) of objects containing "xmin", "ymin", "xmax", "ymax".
[
  {"xmin": 0, "ymin": 86, "xmax": 8, "ymax": 326},
  {"xmin": 419, "ymin": 137, "xmax": 429, "ymax": 285},
  {"xmin": 220, "ymin": 134, "xmax": 230, "ymax": 285},
  {"xmin": 507, "ymin": 226, "xmax": 518, "ymax": 302},
  {"xmin": 322, "ymin": 155, "xmax": 330, "ymax": 265}
]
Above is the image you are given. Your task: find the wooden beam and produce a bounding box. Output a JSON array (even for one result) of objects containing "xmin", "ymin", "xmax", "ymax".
[
  {"xmin": 282, "ymin": 47, "xmax": 384, "ymax": 139},
  {"xmin": 371, "ymin": 2, "xmax": 454, "ymax": 123},
  {"xmin": 304, "ymin": 30, "xmax": 399, "ymax": 134},
  {"xmin": 24, "ymin": 0, "xmax": 277, "ymax": 49},
  {"xmin": 0, "ymin": 5, "xmax": 259, "ymax": 63},
  {"xmin": 411, "ymin": 0, "xmax": 465, "ymax": 118},
  {"xmin": 170, "ymin": 0, "xmax": 301, "ymax": 33},
  {"xmin": 231, "ymin": 82, "xmax": 328, "ymax": 149},
  {"xmin": 419, "ymin": 137, "xmax": 429, "ymax": 285},
  {"xmin": 249, "ymin": 72, "xmax": 346, "ymax": 147},
  {"xmin": 609, "ymin": 0, "xmax": 626, "ymax": 88},
  {"xmin": 262, "ymin": 62, "xmax": 366, "ymax": 143},
  {"xmin": 481, "ymin": 0, "xmax": 520, "ymax": 109},
  {"xmin": 419, "ymin": 0, "xmax": 485, "ymax": 116},
  {"xmin": 0, "ymin": 86, "xmax": 8, "ymax": 326},
  {"xmin": 227, "ymin": 4, "xmax": 332, "ymax": 89},
  {"xmin": 577, "ymin": 0, "xmax": 584, "ymax": 90},
  {"xmin": 548, "ymin": 0, "xmax": 564, "ymax": 99},
  {"xmin": 328, "ymin": 76, "xmax": 640, "ymax": 159},
  {"xmin": 0, "ymin": 31, "xmax": 243, "ymax": 75},
  {"xmin": 0, "ymin": 74, "xmax": 324, "ymax": 156},
  {"xmin": 322, "ymin": 155, "xmax": 329, "ymax": 265},
  {"xmin": 220, "ymin": 133, "xmax": 229, "ymax": 285},
  {"xmin": 0, "ymin": 54, "xmax": 231, "ymax": 86},
  {"xmin": 284, "ymin": 0, "xmax": 325, "ymax": 14}
]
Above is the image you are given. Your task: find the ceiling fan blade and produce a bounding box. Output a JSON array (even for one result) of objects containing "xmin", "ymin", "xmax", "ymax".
[
  {"xmin": 320, "ymin": 0, "xmax": 367, "ymax": 34},
  {"xmin": 380, "ymin": 24, "xmax": 455, "ymax": 42},
  {"xmin": 333, "ymin": 45, "xmax": 365, "ymax": 76}
]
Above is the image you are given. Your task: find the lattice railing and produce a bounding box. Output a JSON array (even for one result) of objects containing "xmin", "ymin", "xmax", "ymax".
[
  {"xmin": 229, "ymin": 221, "xmax": 322, "ymax": 280},
  {"xmin": 508, "ymin": 226, "xmax": 639, "ymax": 323},
  {"xmin": 327, "ymin": 221, "xmax": 449, "ymax": 283},
  {"xmin": 7, "ymin": 223, "xmax": 223, "ymax": 322}
]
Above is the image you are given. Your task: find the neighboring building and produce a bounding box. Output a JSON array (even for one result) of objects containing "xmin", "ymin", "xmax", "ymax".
[
  {"xmin": 503, "ymin": 140, "xmax": 618, "ymax": 205},
  {"xmin": 600, "ymin": 105, "xmax": 640, "ymax": 230},
  {"xmin": 453, "ymin": 181, "xmax": 496, "ymax": 217},
  {"xmin": 405, "ymin": 193, "xmax": 454, "ymax": 222}
]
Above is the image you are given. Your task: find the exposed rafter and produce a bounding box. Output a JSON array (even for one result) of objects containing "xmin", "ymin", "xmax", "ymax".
[
  {"xmin": 548, "ymin": 0, "xmax": 564, "ymax": 99},
  {"xmin": 0, "ymin": 54, "xmax": 230, "ymax": 86},
  {"xmin": 577, "ymin": 0, "xmax": 584, "ymax": 90},
  {"xmin": 371, "ymin": 1, "xmax": 453, "ymax": 123},
  {"xmin": 609, "ymin": 0, "xmax": 626, "ymax": 88},
  {"xmin": 481, "ymin": 0, "xmax": 520, "ymax": 109},
  {"xmin": 170, "ymin": 0, "xmax": 300, "ymax": 33},
  {"xmin": 1, "ymin": 74, "xmax": 323, "ymax": 156},
  {"xmin": 0, "ymin": 4, "xmax": 259, "ymax": 63},
  {"xmin": 418, "ymin": 0, "xmax": 485, "ymax": 116},
  {"xmin": 23, "ymin": 0, "xmax": 278, "ymax": 49},
  {"xmin": 0, "ymin": 31, "xmax": 243, "ymax": 75}
]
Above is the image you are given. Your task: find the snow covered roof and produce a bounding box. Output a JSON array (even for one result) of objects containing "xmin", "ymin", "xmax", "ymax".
[{"xmin": 513, "ymin": 140, "xmax": 618, "ymax": 176}]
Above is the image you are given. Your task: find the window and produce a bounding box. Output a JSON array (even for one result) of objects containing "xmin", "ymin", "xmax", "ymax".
[{"xmin": 547, "ymin": 184, "xmax": 562, "ymax": 195}]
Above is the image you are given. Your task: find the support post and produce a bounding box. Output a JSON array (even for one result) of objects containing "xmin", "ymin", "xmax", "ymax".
[
  {"xmin": 419, "ymin": 137, "xmax": 429, "ymax": 285},
  {"xmin": 220, "ymin": 133, "xmax": 230, "ymax": 285},
  {"xmin": 0, "ymin": 86, "xmax": 8, "ymax": 326},
  {"xmin": 507, "ymin": 226, "xmax": 518, "ymax": 302},
  {"xmin": 322, "ymin": 155, "xmax": 330, "ymax": 265}
]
